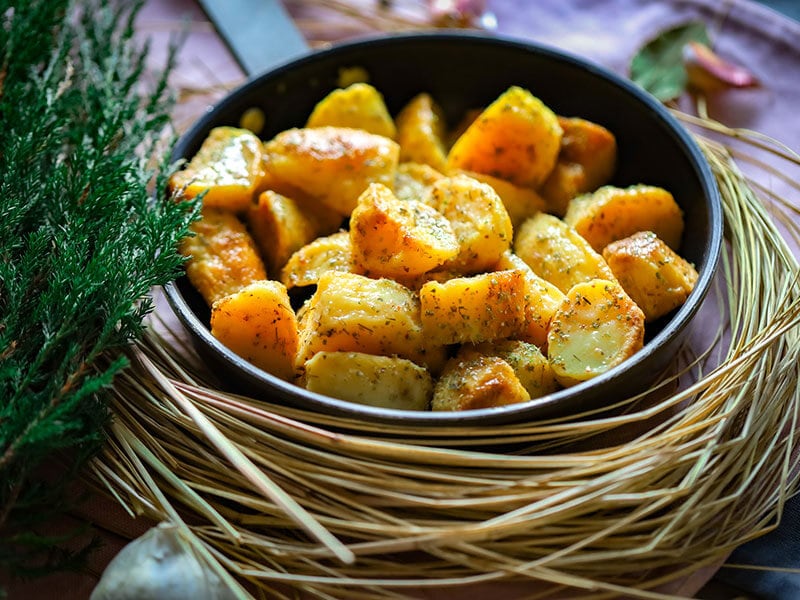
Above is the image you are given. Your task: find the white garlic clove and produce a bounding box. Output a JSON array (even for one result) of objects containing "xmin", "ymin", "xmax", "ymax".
[{"xmin": 91, "ymin": 523, "xmax": 238, "ymax": 600}]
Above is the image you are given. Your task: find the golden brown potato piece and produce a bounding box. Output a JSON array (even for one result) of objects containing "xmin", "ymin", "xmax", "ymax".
[
  {"xmin": 398, "ymin": 268, "xmax": 462, "ymax": 293},
  {"xmin": 539, "ymin": 117, "xmax": 617, "ymax": 216},
  {"xmin": 564, "ymin": 184, "xmax": 684, "ymax": 252},
  {"xmin": 280, "ymin": 231, "xmax": 351, "ymax": 289},
  {"xmin": 247, "ymin": 191, "xmax": 317, "ymax": 275},
  {"xmin": 303, "ymin": 352, "xmax": 433, "ymax": 410},
  {"xmin": 296, "ymin": 271, "xmax": 446, "ymax": 372},
  {"xmin": 603, "ymin": 231, "xmax": 699, "ymax": 322},
  {"xmin": 494, "ymin": 251, "xmax": 565, "ymax": 349},
  {"xmin": 547, "ymin": 279, "xmax": 645, "ymax": 387},
  {"xmin": 466, "ymin": 340, "xmax": 560, "ymax": 400},
  {"xmin": 263, "ymin": 126, "xmax": 399, "ymax": 216},
  {"xmin": 446, "ymin": 108, "xmax": 482, "ymax": 148},
  {"xmin": 210, "ymin": 280, "xmax": 298, "ymax": 381},
  {"xmin": 514, "ymin": 212, "xmax": 617, "ymax": 294},
  {"xmin": 425, "ymin": 174, "xmax": 513, "ymax": 274},
  {"xmin": 446, "ymin": 86, "xmax": 562, "ymax": 188},
  {"xmin": 306, "ymin": 83, "xmax": 396, "ymax": 139},
  {"xmin": 253, "ymin": 169, "xmax": 345, "ymax": 235},
  {"xmin": 451, "ymin": 169, "xmax": 548, "ymax": 229},
  {"xmin": 432, "ymin": 354, "xmax": 530, "ymax": 411},
  {"xmin": 394, "ymin": 162, "xmax": 444, "ymax": 203},
  {"xmin": 180, "ymin": 209, "xmax": 267, "ymax": 306},
  {"xmin": 350, "ymin": 183, "xmax": 459, "ymax": 280},
  {"xmin": 169, "ymin": 126, "xmax": 264, "ymax": 213},
  {"xmin": 419, "ymin": 269, "xmax": 527, "ymax": 346},
  {"xmin": 395, "ymin": 93, "xmax": 448, "ymax": 172}
]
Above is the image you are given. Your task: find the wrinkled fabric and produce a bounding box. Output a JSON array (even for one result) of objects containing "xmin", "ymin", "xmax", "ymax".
[{"xmin": 491, "ymin": 0, "xmax": 800, "ymax": 151}]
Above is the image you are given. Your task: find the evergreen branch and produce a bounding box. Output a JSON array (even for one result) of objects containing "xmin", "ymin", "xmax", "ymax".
[{"xmin": 0, "ymin": 0, "xmax": 198, "ymax": 579}]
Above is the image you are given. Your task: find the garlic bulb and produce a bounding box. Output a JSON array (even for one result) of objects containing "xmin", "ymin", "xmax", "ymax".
[{"xmin": 91, "ymin": 523, "xmax": 238, "ymax": 600}]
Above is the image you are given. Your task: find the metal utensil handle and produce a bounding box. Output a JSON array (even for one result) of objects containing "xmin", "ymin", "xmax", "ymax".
[{"xmin": 198, "ymin": 0, "xmax": 310, "ymax": 77}]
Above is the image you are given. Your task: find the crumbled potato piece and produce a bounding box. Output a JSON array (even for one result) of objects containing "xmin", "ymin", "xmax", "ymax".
[
  {"xmin": 419, "ymin": 269, "xmax": 527, "ymax": 346},
  {"xmin": 540, "ymin": 117, "xmax": 617, "ymax": 216},
  {"xmin": 395, "ymin": 93, "xmax": 448, "ymax": 172},
  {"xmin": 263, "ymin": 126, "xmax": 399, "ymax": 216},
  {"xmin": 210, "ymin": 280, "xmax": 298, "ymax": 381},
  {"xmin": 514, "ymin": 212, "xmax": 617, "ymax": 294},
  {"xmin": 180, "ymin": 209, "xmax": 267, "ymax": 306},
  {"xmin": 303, "ymin": 352, "xmax": 433, "ymax": 410},
  {"xmin": 169, "ymin": 126, "xmax": 264, "ymax": 213},
  {"xmin": 446, "ymin": 86, "xmax": 562, "ymax": 188},
  {"xmin": 337, "ymin": 66, "xmax": 370, "ymax": 88},
  {"xmin": 494, "ymin": 251, "xmax": 565, "ymax": 349},
  {"xmin": 603, "ymin": 231, "xmax": 699, "ymax": 321},
  {"xmin": 280, "ymin": 231, "xmax": 351, "ymax": 289},
  {"xmin": 466, "ymin": 340, "xmax": 560, "ymax": 399},
  {"xmin": 432, "ymin": 354, "xmax": 530, "ymax": 411},
  {"xmin": 307, "ymin": 83, "xmax": 397, "ymax": 139},
  {"xmin": 547, "ymin": 279, "xmax": 645, "ymax": 387},
  {"xmin": 350, "ymin": 183, "xmax": 459, "ymax": 279},
  {"xmin": 296, "ymin": 271, "xmax": 446, "ymax": 372},
  {"xmin": 394, "ymin": 162, "xmax": 444, "ymax": 203},
  {"xmin": 424, "ymin": 174, "xmax": 513, "ymax": 273},
  {"xmin": 564, "ymin": 184, "xmax": 684, "ymax": 252},
  {"xmin": 247, "ymin": 190, "xmax": 318, "ymax": 275}
]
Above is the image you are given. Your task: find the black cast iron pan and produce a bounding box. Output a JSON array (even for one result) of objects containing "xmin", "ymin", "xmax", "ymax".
[{"xmin": 164, "ymin": 10, "xmax": 723, "ymax": 426}]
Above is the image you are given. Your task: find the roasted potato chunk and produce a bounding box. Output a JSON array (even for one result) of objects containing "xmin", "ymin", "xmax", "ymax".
[
  {"xmin": 210, "ymin": 280, "xmax": 298, "ymax": 381},
  {"xmin": 169, "ymin": 126, "xmax": 264, "ymax": 213},
  {"xmin": 466, "ymin": 340, "xmax": 560, "ymax": 399},
  {"xmin": 303, "ymin": 352, "xmax": 433, "ymax": 410},
  {"xmin": 452, "ymin": 170, "xmax": 548, "ymax": 229},
  {"xmin": 296, "ymin": 271, "xmax": 446, "ymax": 372},
  {"xmin": 419, "ymin": 269, "xmax": 527, "ymax": 346},
  {"xmin": 395, "ymin": 93, "xmax": 448, "ymax": 172},
  {"xmin": 514, "ymin": 212, "xmax": 617, "ymax": 294},
  {"xmin": 247, "ymin": 190, "xmax": 318, "ymax": 275},
  {"xmin": 263, "ymin": 126, "xmax": 399, "ymax": 216},
  {"xmin": 603, "ymin": 231, "xmax": 699, "ymax": 322},
  {"xmin": 547, "ymin": 279, "xmax": 645, "ymax": 387},
  {"xmin": 432, "ymin": 354, "xmax": 530, "ymax": 411},
  {"xmin": 350, "ymin": 183, "xmax": 459, "ymax": 279},
  {"xmin": 394, "ymin": 162, "xmax": 444, "ymax": 203},
  {"xmin": 425, "ymin": 174, "xmax": 513, "ymax": 273},
  {"xmin": 446, "ymin": 107, "xmax": 482, "ymax": 148},
  {"xmin": 564, "ymin": 184, "xmax": 684, "ymax": 252},
  {"xmin": 306, "ymin": 83, "xmax": 396, "ymax": 139},
  {"xmin": 180, "ymin": 209, "xmax": 267, "ymax": 306},
  {"xmin": 446, "ymin": 86, "xmax": 562, "ymax": 188},
  {"xmin": 540, "ymin": 117, "xmax": 617, "ymax": 216},
  {"xmin": 494, "ymin": 251, "xmax": 565, "ymax": 349},
  {"xmin": 280, "ymin": 231, "xmax": 351, "ymax": 289}
]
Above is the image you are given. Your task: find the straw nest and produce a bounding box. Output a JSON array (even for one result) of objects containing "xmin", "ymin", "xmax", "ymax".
[
  {"xmin": 97, "ymin": 6, "xmax": 800, "ymax": 593},
  {"xmin": 87, "ymin": 103, "xmax": 800, "ymax": 598}
]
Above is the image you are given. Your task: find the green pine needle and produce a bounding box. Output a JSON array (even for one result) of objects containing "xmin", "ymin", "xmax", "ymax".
[{"xmin": 0, "ymin": 0, "xmax": 198, "ymax": 579}]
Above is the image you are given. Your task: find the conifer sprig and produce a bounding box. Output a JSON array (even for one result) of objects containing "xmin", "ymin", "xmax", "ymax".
[{"xmin": 0, "ymin": 0, "xmax": 197, "ymax": 577}]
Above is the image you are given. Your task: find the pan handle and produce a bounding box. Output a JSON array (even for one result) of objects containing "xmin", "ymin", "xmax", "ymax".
[{"xmin": 198, "ymin": 0, "xmax": 311, "ymax": 78}]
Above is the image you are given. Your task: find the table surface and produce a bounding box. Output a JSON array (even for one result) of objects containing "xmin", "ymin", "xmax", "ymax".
[{"xmin": 3, "ymin": 1, "xmax": 799, "ymax": 598}]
